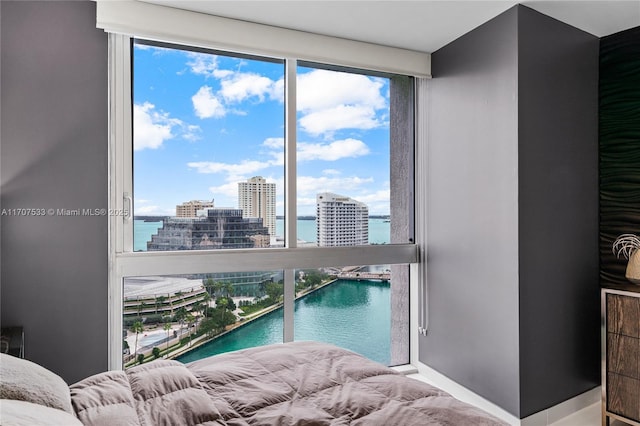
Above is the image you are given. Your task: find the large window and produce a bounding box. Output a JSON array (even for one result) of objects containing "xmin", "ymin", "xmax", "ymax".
[{"xmin": 109, "ymin": 31, "xmax": 417, "ymax": 369}]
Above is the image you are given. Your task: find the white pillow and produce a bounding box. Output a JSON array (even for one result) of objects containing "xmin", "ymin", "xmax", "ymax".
[
  {"xmin": 0, "ymin": 399, "xmax": 83, "ymax": 426},
  {"xmin": 0, "ymin": 354, "xmax": 73, "ymax": 414}
]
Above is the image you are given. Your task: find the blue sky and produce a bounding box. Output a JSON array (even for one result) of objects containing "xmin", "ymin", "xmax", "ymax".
[{"xmin": 133, "ymin": 42, "xmax": 391, "ymax": 217}]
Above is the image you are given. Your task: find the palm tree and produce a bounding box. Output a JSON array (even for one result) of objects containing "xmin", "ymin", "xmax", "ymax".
[
  {"xmin": 174, "ymin": 307, "xmax": 187, "ymax": 337},
  {"xmin": 130, "ymin": 321, "xmax": 144, "ymax": 358},
  {"xmin": 217, "ymin": 297, "xmax": 228, "ymax": 324},
  {"xmin": 201, "ymin": 292, "xmax": 211, "ymax": 319},
  {"xmin": 204, "ymin": 278, "xmax": 216, "ymax": 297},
  {"xmin": 190, "ymin": 303, "xmax": 202, "ymax": 332},
  {"xmin": 225, "ymin": 283, "xmax": 234, "ymax": 298},
  {"xmin": 186, "ymin": 313, "xmax": 195, "ymax": 346},
  {"xmin": 212, "ymin": 281, "xmax": 223, "ymax": 298},
  {"xmin": 163, "ymin": 320, "xmax": 172, "ymax": 357}
]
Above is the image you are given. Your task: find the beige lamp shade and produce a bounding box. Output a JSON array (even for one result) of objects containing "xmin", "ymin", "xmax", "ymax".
[{"xmin": 626, "ymin": 250, "xmax": 640, "ymax": 284}]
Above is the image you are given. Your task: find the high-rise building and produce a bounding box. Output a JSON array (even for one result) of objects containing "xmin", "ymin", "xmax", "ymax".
[
  {"xmin": 148, "ymin": 208, "xmax": 270, "ymax": 251},
  {"xmin": 316, "ymin": 193, "xmax": 369, "ymax": 247},
  {"xmin": 176, "ymin": 199, "xmax": 214, "ymax": 218},
  {"xmin": 146, "ymin": 207, "xmax": 273, "ymax": 296},
  {"xmin": 238, "ymin": 176, "xmax": 276, "ymax": 236}
]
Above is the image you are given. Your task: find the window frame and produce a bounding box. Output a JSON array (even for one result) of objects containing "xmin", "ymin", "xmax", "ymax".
[{"xmin": 108, "ymin": 33, "xmax": 419, "ymax": 369}]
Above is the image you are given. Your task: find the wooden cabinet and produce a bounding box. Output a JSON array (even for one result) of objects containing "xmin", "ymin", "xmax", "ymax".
[{"xmin": 603, "ymin": 287, "xmax": 640, "ymax": 426}]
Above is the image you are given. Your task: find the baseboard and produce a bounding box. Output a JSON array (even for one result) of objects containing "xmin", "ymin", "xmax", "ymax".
[
  {"xmin": 410, "ymin": 360, "xmax": 600, "ymax": 426},
  {"xmin": 410, "ymin": 360, "xmax": 521, "ymax": 424},
  {"xmin": 520, "ymin": 387, "xmax": 600, "ymax": 426}
]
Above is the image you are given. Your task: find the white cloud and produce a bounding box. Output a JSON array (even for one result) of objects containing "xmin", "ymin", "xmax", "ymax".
[
  {"xmin": 260, "ymin": 137, "xmax": 369, "ymax": 163},
  {"xmin": 187, "ymin": 160, "xmax": 271, "ymax": 176},
  {"xmin": 296, "ymin": 69, "xmax": 386, "ymax": 135},
  {"xmin": 357, "ymin": 189, "xmax": 390, "ymax": 205},
  {"xmin": 298, "ymin": 138, "xmax": 370, "ymax": 161},
  {"xmin": 134, "ymin": 102, "xmax": 202, "ymax": 150},
  {"xmin": 297, "ymin": 175, "xmax": 373, "ymax": 196},
  {"xmin": 186, "ymin": 53, "xmax": 232, "ymax": 79},
  {"xmin": 220, "ymin": 73, "xmax": 278, "ymax": 103},
  {"xmin": 271, "ymin": 78, "xmax": 285, "ymax": 103},
  {"xmin": 207, "ymin": 181, "xmax": 239, "ymax": 200},
  {"xmin": 322, "ymin": 169, "xmax": 341, "ymax": 176},
  {"xmin": 183, "ymin": 125, "xmax": 202, "ymax": 142},
  {"xmin": 297, "ymin": 70, "xmax": 385, "ymax": 111},
  {"xmin": 135, "ymin": 205, "xmax": 160, "ymax": 214},
  {"xmin": 134, "ymin": 204, "xmax": 174, "ymax": 216},
  {"xmin": 134, "ymin": 102, "xmax": 178, "ymax": 151},
  {"xmin": 263, "ymin": 137, "xmax": 284, "ymax": 149},
  {"xmin": 186, "ymin": 53, "xmax": 283, "ymax": 120},
  {"xmin": 299, "ymin": 105, "xmax": 380, "ymax": 136},
  {"xmin": 192, "ymin": 86, "xmax": 226, "ymax": 119}
]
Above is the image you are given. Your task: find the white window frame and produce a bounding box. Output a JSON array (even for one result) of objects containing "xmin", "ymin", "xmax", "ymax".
[{"xmin": 105, "ymin": 13, "xmax": 423, "ymax": 370}]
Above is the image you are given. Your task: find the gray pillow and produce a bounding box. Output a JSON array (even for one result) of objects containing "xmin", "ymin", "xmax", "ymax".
[
  {"xmin": 0, "ymin": 353, "xmax": 73, "ymax": 414},
  {"xmin": 0, "ymin": 399, "xmax": 83, "ymax": 426}
]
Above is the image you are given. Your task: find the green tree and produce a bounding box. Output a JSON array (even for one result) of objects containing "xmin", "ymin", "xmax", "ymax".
[
  {"xmin": 303, "ymin": 269, "xmax": 324, "ymax": 288},
  {"xmin": 204, "ymin": 278, "xmax": 217, "ymax": 297},
  {"xmin": 199, "ymin": 317, "xmax": 218, "ymax": 337},
  {"xmin": 224, "ymin": 283, "xmax": 234, "ymax": 298},
  {"xmin": 137, "ymin": 353, "xmax": 145, "ymax": 365},
  {"xmin": 152, "ymin": 347, "xmax": 161, "ymax": 359},
  {"xmin": 265, "ymin": 282, "xmax": 284, "ymax": 303},
  {"xmin": 174, "ymin": 307, "xmax": 188, "ymax": 336},
  {"xmin": 130, "ymin": 321, "xmax": 144, "ymax": 358},
  {"xmin": 163, "ymin": 320, "xmax": 172, "ymax": 356},
  {"xmin": 186, "ymin": 313, "xmax": 196, "ymax": 346},
  {"xmin": 201, "ymin": 293, "xmax": 211, "ymax": 318},
  {"xmin": 217, "ymin": 297, "xmax": 228, "ymax": 324}
]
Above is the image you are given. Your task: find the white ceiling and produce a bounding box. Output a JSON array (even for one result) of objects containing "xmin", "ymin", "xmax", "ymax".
[{"xmin": 141, "ymin": 1, "xmax": 639, "ymax": 53}]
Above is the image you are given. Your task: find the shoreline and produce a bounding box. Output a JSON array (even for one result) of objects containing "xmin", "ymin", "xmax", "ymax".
[{"xmin": 171, "ymin": 278, "xmax": 343, "ymax": 359}]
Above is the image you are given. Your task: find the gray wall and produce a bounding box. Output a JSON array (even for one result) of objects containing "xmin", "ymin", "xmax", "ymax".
[
  {"xmin": 1, "ymin": 1, "xmax": 109, "ymax": 383},
  {"xmin": 517, "ymin": 6, "xmax": 600, "ymax": 416},
  {"xmin": 422, "ymin": 7, "xmax": 522, "ymax": 414},
  {"xmin": 422, "ymin": 5, "xmax": 599, "ymax": 418}
]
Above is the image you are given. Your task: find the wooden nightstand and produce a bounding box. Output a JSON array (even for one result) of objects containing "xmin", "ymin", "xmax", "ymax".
[{"xmin": 602, "ymin": 285, "xmax": 640, "ymax": 426}]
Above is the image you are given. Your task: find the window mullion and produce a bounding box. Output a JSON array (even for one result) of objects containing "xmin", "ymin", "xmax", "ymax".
[
  {"xmin": 283, "ymin": 269, "xmax": 295, "ymax": 342},
  {"xmin": 285, "ymin": 58, "xmax": 297, "ymax": 248},
  {"xmin": 283, "ymin": 58, "xmax": 297, "ymax": 342},
  {"xmin": 108, "ymin": 33, "xmax": 132, "ymax": 370}
]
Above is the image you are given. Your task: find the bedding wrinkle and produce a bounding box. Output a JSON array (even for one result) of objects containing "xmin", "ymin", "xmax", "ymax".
[{"xmin": 65, "ymin": 341, "xmax": 508, "ymax": 426}]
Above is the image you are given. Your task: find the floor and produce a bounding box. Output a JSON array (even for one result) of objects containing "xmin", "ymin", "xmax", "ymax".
[
  {"xmin": 406, "ymin": 370, "xmax": 632, "ymax": 426},
  {"xmin": 550, "ymin": 403, "xmax": 630, "ymax": 426}
]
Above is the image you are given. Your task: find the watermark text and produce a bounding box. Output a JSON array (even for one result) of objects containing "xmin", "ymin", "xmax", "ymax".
[{"xmin": 1, "ymin": 208, "xmax": 129, "ymax": 217}]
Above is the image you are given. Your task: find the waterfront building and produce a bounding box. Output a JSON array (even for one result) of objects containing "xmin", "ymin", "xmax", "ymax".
[
  {"xmin": 238, "ymin": 176, "xmax": 276, "ymax": 236},
  {"xmin": 123, "ymin": 276, "xmax": 208, "ymax": 319},
  {"xmin": 147, "ymin": 208, "xmax": 272, "ymax": 296},
  {"xmin": 148, "ymin": 208, "xmax": 270, "ymax": 251},
  {"xmin": 176, "ymin": 199, "xmax": 215, "ymax": 218},
  {"xmin": 316, "ymin": 193, "xmax": 369, "ymax": 247}
]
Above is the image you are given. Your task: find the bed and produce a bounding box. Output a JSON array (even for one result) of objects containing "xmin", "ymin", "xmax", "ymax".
[{"xmin": 1, "ymin": 341, "xmax": 508, "ymax": 425}]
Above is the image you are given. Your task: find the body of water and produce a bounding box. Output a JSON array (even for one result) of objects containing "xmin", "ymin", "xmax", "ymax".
[
  {"xmin": 277, "ymin": 218, "xmax": 390, "ymax": 244},
  {"xmin": 177, "ymin": 279, "xmax": 391, "ymax": 365},
  {"xmin": 134, "ymin": 220, "xmax": 163, "ymax": 252},
  {"xmin": 134, "ymin": 218, "xmax": 390, "ymax": 251}
]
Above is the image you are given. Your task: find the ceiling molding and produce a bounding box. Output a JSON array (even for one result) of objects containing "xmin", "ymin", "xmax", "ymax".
[{"xmin": 139, "ymin": 1, "xmax": 639, "ymax": 53}]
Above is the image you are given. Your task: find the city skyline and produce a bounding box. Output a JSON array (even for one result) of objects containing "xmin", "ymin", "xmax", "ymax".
[{"xmin": 133, "ymin": 41, "xmax": 391, "ymax": 218}]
